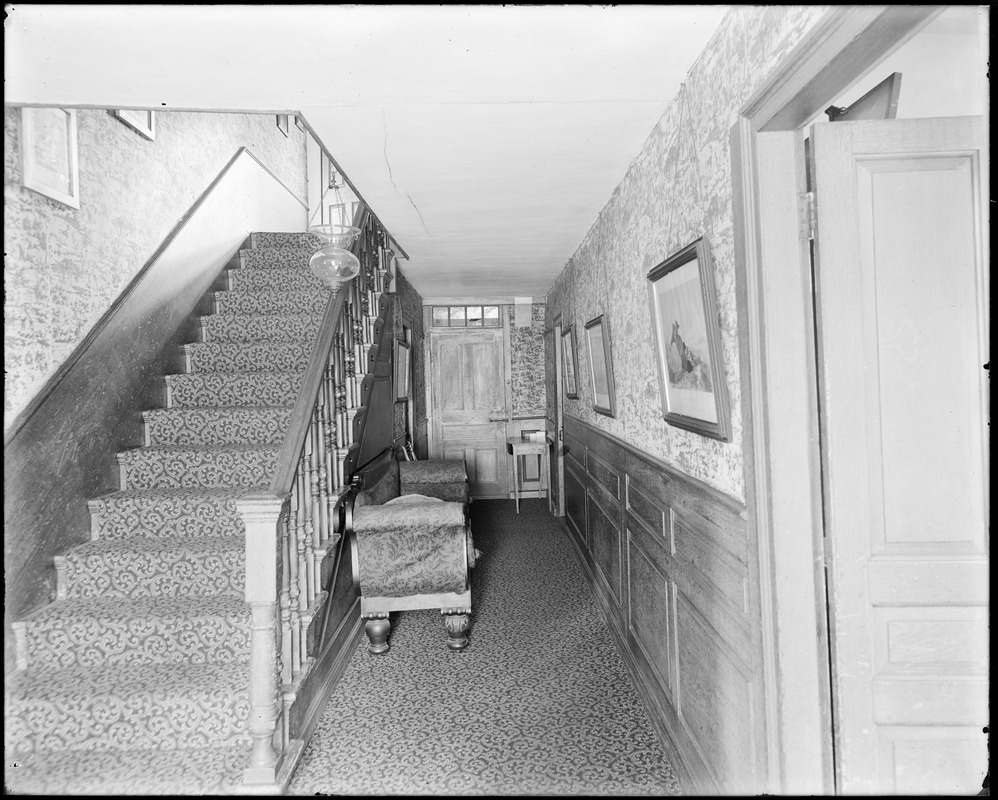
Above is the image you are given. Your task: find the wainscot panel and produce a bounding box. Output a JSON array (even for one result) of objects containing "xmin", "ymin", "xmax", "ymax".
[
  {"xmin": 561, "ymin": 416, "xmax": 763, "ymax": 794},
  {"xmin": 586, "ymin": 490, "xmax": 622, "ymax": 610},
  {"xmin": 564, "ymin": 458, "xmax": 587, "ymax": 545}
]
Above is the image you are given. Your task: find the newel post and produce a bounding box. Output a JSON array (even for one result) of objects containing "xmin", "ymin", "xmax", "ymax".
[{"xmin": 236, "ymin": 492, "xmax": 289, "ymax": 788}]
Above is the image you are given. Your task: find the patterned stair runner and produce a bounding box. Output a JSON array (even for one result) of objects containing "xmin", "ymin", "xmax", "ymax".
[{"xmin": 4, "ymin": 232, "xmax": 383, "ymax": 795}]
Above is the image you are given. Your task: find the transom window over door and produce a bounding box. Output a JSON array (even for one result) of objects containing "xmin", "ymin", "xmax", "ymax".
[{"xmin": 431, "ymin": 305, "xmax": 500, "ymax": 327}]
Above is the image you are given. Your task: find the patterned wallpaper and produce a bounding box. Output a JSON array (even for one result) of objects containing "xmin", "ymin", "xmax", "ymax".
[
  {"xmin": 393, "ymin": 268, "xmax": 425, "ymax": 435},
  {"xmin": 546, "ymin": 5, "xmax": 825, "ymax": 501},
  {"xmin": 4, "ymin": 108, "xmax": 308, "ymax": 429},
  {"xmin": 510, "ymin": 304, "xmax": 547, "ymax": 418}
]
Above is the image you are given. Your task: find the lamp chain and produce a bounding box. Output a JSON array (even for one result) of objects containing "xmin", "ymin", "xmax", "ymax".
[{"xmin": 308, "ymin": 169, "xmax": 347, "ymax": 228}]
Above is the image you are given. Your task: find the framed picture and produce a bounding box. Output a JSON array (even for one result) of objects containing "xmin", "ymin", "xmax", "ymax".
[
  {"xmin": 647, "ymin": 237, "xmax": 730, "ymax": 441},
  {"xmin": 276, "ymin": 114, "xmax": 290, "ymax": 137},
  {"xmin": 561, "ymin": 325, "xmax": 579, "ymax": 399},
  {"xmin": 394, "ymin": 339, "xmax": 411, "ymax": 400},
  {"xmin": 114, "ymin": 109, "xmax": 155, "ymax": 140},
  {"xmin": 584, "ymin": 315, "xmax": 616, "ymax": 417},
  {"xmin": 20, "ymin": 107, "xmax": 80, "ymax": 209}
]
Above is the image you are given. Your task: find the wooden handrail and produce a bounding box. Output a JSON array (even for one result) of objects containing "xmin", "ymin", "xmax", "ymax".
[{"xmin": 266, "ymin": 203, "xmax": 372, "ymax": 496}]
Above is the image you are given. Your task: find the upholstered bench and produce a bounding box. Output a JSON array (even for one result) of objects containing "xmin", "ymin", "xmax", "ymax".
[{"xmin": 343, "ymin": 449, "xmax": 477, "ymax": 654}]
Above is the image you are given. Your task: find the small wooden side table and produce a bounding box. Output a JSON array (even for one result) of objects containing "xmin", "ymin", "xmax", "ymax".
[{"xmin": 506, "ymin": 436, "xmax": 552, "ymax": 514}]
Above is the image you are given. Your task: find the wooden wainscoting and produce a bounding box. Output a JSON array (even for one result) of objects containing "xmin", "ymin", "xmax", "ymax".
[{"xmin": 561, "ymin": 417, "xmax": 764, "ymax": 795}]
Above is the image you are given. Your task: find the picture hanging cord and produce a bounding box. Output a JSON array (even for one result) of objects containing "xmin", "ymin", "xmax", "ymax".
[
  {"xmin": 308, "ymin": 167, "xmax": 347, "ymax": 227},
  {"xmin": 673, "ymin": 81, "xmax": 714, "ymax": 244}
]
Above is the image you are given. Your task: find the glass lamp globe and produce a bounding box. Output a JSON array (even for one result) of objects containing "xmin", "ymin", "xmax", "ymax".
[{"xmin": 308, "ymin": 224, "xmax": 362, "ymax": 287}]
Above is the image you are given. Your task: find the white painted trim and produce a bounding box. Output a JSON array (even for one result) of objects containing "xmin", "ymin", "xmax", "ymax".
[
  {"xmin": 732, "ymin": 5, "xmax": 944, "ymax": 794},
  {"xmin": 422, "ymin": 296, "xmax": 544, "ymax": 306}
]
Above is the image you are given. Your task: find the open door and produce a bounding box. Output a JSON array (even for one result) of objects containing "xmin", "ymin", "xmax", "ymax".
[{"xmin": 811, "ymin": 115, "xmax": 988, "ymax": 794}]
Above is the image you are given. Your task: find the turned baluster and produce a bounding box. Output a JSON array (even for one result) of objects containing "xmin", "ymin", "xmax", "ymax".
[
  {"xmin": 278, "ymin": 511, "xmax": 292, "ymax": 686},
  {"xmin": 287, "ymin": 475, "xmax": 303, "ymax": 677},
  {"xmin": 306, "ymin": 410, "xmax": 322, "ymax": 604}
]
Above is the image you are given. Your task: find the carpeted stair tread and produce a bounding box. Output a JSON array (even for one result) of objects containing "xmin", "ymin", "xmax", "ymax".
[
  {"xmin": 4, "ymin": 743, "xmax": 249, "ymax": 796},
  {"xmin": 143, "ymin": 406, "xmax": 294, "ymax": 446},
  {"xmin": 5, "ymin": 660, "xmax": 251, "ymax": 753},
  {"xmin": 200, "ymin": 312, "xmax": 323, "ymax": 343},
  {"xmin": 55, "ymin": 535, "xmax": 245, "ymax": 600},
  {"xmin": 213, "ymin": 288, "xmax": 328, "ymax": 315},
  {"xmin": 118, "ymin": 443, "xmax": 280, "ymax": 490},
  {"xmin": 227, "ymin": 267, "xmax": 323, "ymax": 292},
  {"xmin": 89, "ymin": 486, "xmax": 259, "ymax": 540},
  {"xmin": 183, "ymin": 341, "xmax": 314, "ymax": 373},
  {"xmin": 14, "ymin": 595, "xmax": 251, "ymax": 670},
  {"xmin": 165, "ymin": 372, "xmax": 304, "ymax": 407}
]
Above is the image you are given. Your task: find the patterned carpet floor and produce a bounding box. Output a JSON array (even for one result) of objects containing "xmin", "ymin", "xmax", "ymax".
[{"xmin": 287, "ymin": 498, "xmax": 681, "ymax": 796}]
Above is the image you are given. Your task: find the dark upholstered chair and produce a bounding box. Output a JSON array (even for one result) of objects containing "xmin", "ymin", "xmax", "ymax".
[{"xmin": 342, "ymin": 449, "xmax": 477, "ymax": 654}]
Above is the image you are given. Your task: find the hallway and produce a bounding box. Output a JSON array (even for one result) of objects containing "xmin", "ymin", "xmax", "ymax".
[{"xmin": 286, "ymin": 499, "xmax": 680, "ymax": 796}]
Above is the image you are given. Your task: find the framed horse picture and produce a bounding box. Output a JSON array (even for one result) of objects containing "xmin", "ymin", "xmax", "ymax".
[{"xmin": 647, "ymin": 237, "xmax": 730, "ymax": 441}]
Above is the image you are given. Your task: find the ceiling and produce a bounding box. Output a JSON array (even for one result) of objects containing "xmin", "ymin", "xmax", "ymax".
[{"xmin": 5, "ymin": 4, "xmax": 730, "ymax": 301}]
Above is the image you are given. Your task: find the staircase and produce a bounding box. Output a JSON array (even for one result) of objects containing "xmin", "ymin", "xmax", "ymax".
[{"xmin": 4, "ymin": 230, "xmax": 389, "ymax": 794}]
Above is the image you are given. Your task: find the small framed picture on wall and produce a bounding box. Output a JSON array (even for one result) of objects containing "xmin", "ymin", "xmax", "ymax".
[
  {"xmin": 114, "ymin": 109, "xmax": 156, "ymax": 140},
  {"xmin": 20, "ymin": 107, "xmax": 81, "ymax": 209},
  {"xmin": 561, "ymin": 325, "xmax": 579, "ymax": 399},
  {"xmin": 394, "ymin": 339, "xmax": 411, "ymax": 400},
  {"xmin": 584, "ymin": 314, "xmax": 616, "ymax": 417}
]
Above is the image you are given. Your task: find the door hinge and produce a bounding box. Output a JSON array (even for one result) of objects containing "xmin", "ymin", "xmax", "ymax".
[{"xmin": 800, "ymin": 191, "xmax": 817, "ymax": 241}]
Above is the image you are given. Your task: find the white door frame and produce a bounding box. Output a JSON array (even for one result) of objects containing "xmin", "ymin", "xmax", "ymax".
[{"xmin": 730, "ymin": 5, "xmax": 943, "ymax": 794}]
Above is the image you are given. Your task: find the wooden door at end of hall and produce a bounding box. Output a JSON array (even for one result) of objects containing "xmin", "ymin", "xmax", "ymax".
[{"xmin": 428, "ymin": 328, "xmax": 509, "ymax": 499}]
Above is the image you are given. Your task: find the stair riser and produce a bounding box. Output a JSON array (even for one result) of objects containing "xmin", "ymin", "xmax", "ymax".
[
  {"xmin": 118, "ymin": 449, "xmax": 277, "ymax": 490},
  {"xmin": 165, "ymin": 374, "xmax": 303, "ymax": 408},
  {"xmin": 214, "ymin": 290, "xmax": 327, "ymax": 315},
  {"xmin": 200, "ymin": 314, "xmax": 322, "ymax": 343},
  {"xmin": 143, "ymin": 408, "xmax": 293, "ymax": 447},
  {"xmin": 55, "ymin": 551, "xmax": 245, "ymax": 600},
  {"xmin": 184, "ymin": 342, "xmax": 313, "ymax": 373},
  {"xmin": 90, "ymin": 494, "xmax": 244, "ymax": 540},
  {"xmin": 14, "ymin": 609, "xmax": 250, "ymax": 671},
  {"xmin": 3, "ymin": 745, "xmax": 250, "ymax": 796},
  {"xmin": 6, "ymin": 690, "xmax": 250, "ymax": 753},
  {"xmin": 239, "ymin": 249, "xmax": 311, "ymax": 270},
  {"xmin": 250, "ymin": 232, "xmax": 320, "ymax": 250}
]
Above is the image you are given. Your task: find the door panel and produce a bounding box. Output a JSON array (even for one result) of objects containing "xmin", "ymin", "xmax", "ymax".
[
  {"xmin": 812, "ymin": 116, "xmax": 988, "ymax": 794},
  {"xmin": 429, "ymin": 329, "xmax": 508, "ymax": 498}
]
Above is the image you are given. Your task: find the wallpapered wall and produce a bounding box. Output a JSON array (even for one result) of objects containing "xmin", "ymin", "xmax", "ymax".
[
  {"xmin": 510, "ymin": 304, "xmax": 547, "ymax": 418},
  {"xmin": 393, "ymin": 268, "xmax": 425, "ymax": 441},
  {"xmin": 547, "ymin": 5, "xmax": 824, "ymax": 501},
  {"xmin": 4, "ymin": 108, "xmax": 308, "ymax": 430}
]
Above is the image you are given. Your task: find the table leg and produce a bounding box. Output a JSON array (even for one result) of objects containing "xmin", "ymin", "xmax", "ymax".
[
  {"xmin": 545, "ymin": 448, "xmax": 553, "ymax": 514},
  {"xmin": 512, "ymin": 452, "xmax": 520, "ymax": 513}
]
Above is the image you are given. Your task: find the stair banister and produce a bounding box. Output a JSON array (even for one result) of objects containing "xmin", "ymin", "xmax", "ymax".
[{"xmin": 236, "ymin": 203, "xmax": 379, "ymax": 789}]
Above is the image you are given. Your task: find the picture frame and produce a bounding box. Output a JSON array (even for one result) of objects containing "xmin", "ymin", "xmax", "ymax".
[
  {"xmin": 647, "ymin": 237, "xmax": 731, "ymax": 441},
  {"xmin": 276, "ymin": 114, "xmax": 289, "ymax": 137},
  {"xmin": 584, "ymin": 314, "xmax": 616, "ymax": 417},
  {"xmin": 394, "ymin": 339, "xmax": 411, "ymax": 400},
  {"xmin": 20, "ymin": 107, "xmax": 81, "ymax": 209},
  {"xmin": 114, "ymin": 109, "xmax": 155, "ymax": 140},
  {"xmin": 561, "ymin": 325, "xmax": 579, "ymax": 399}
]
